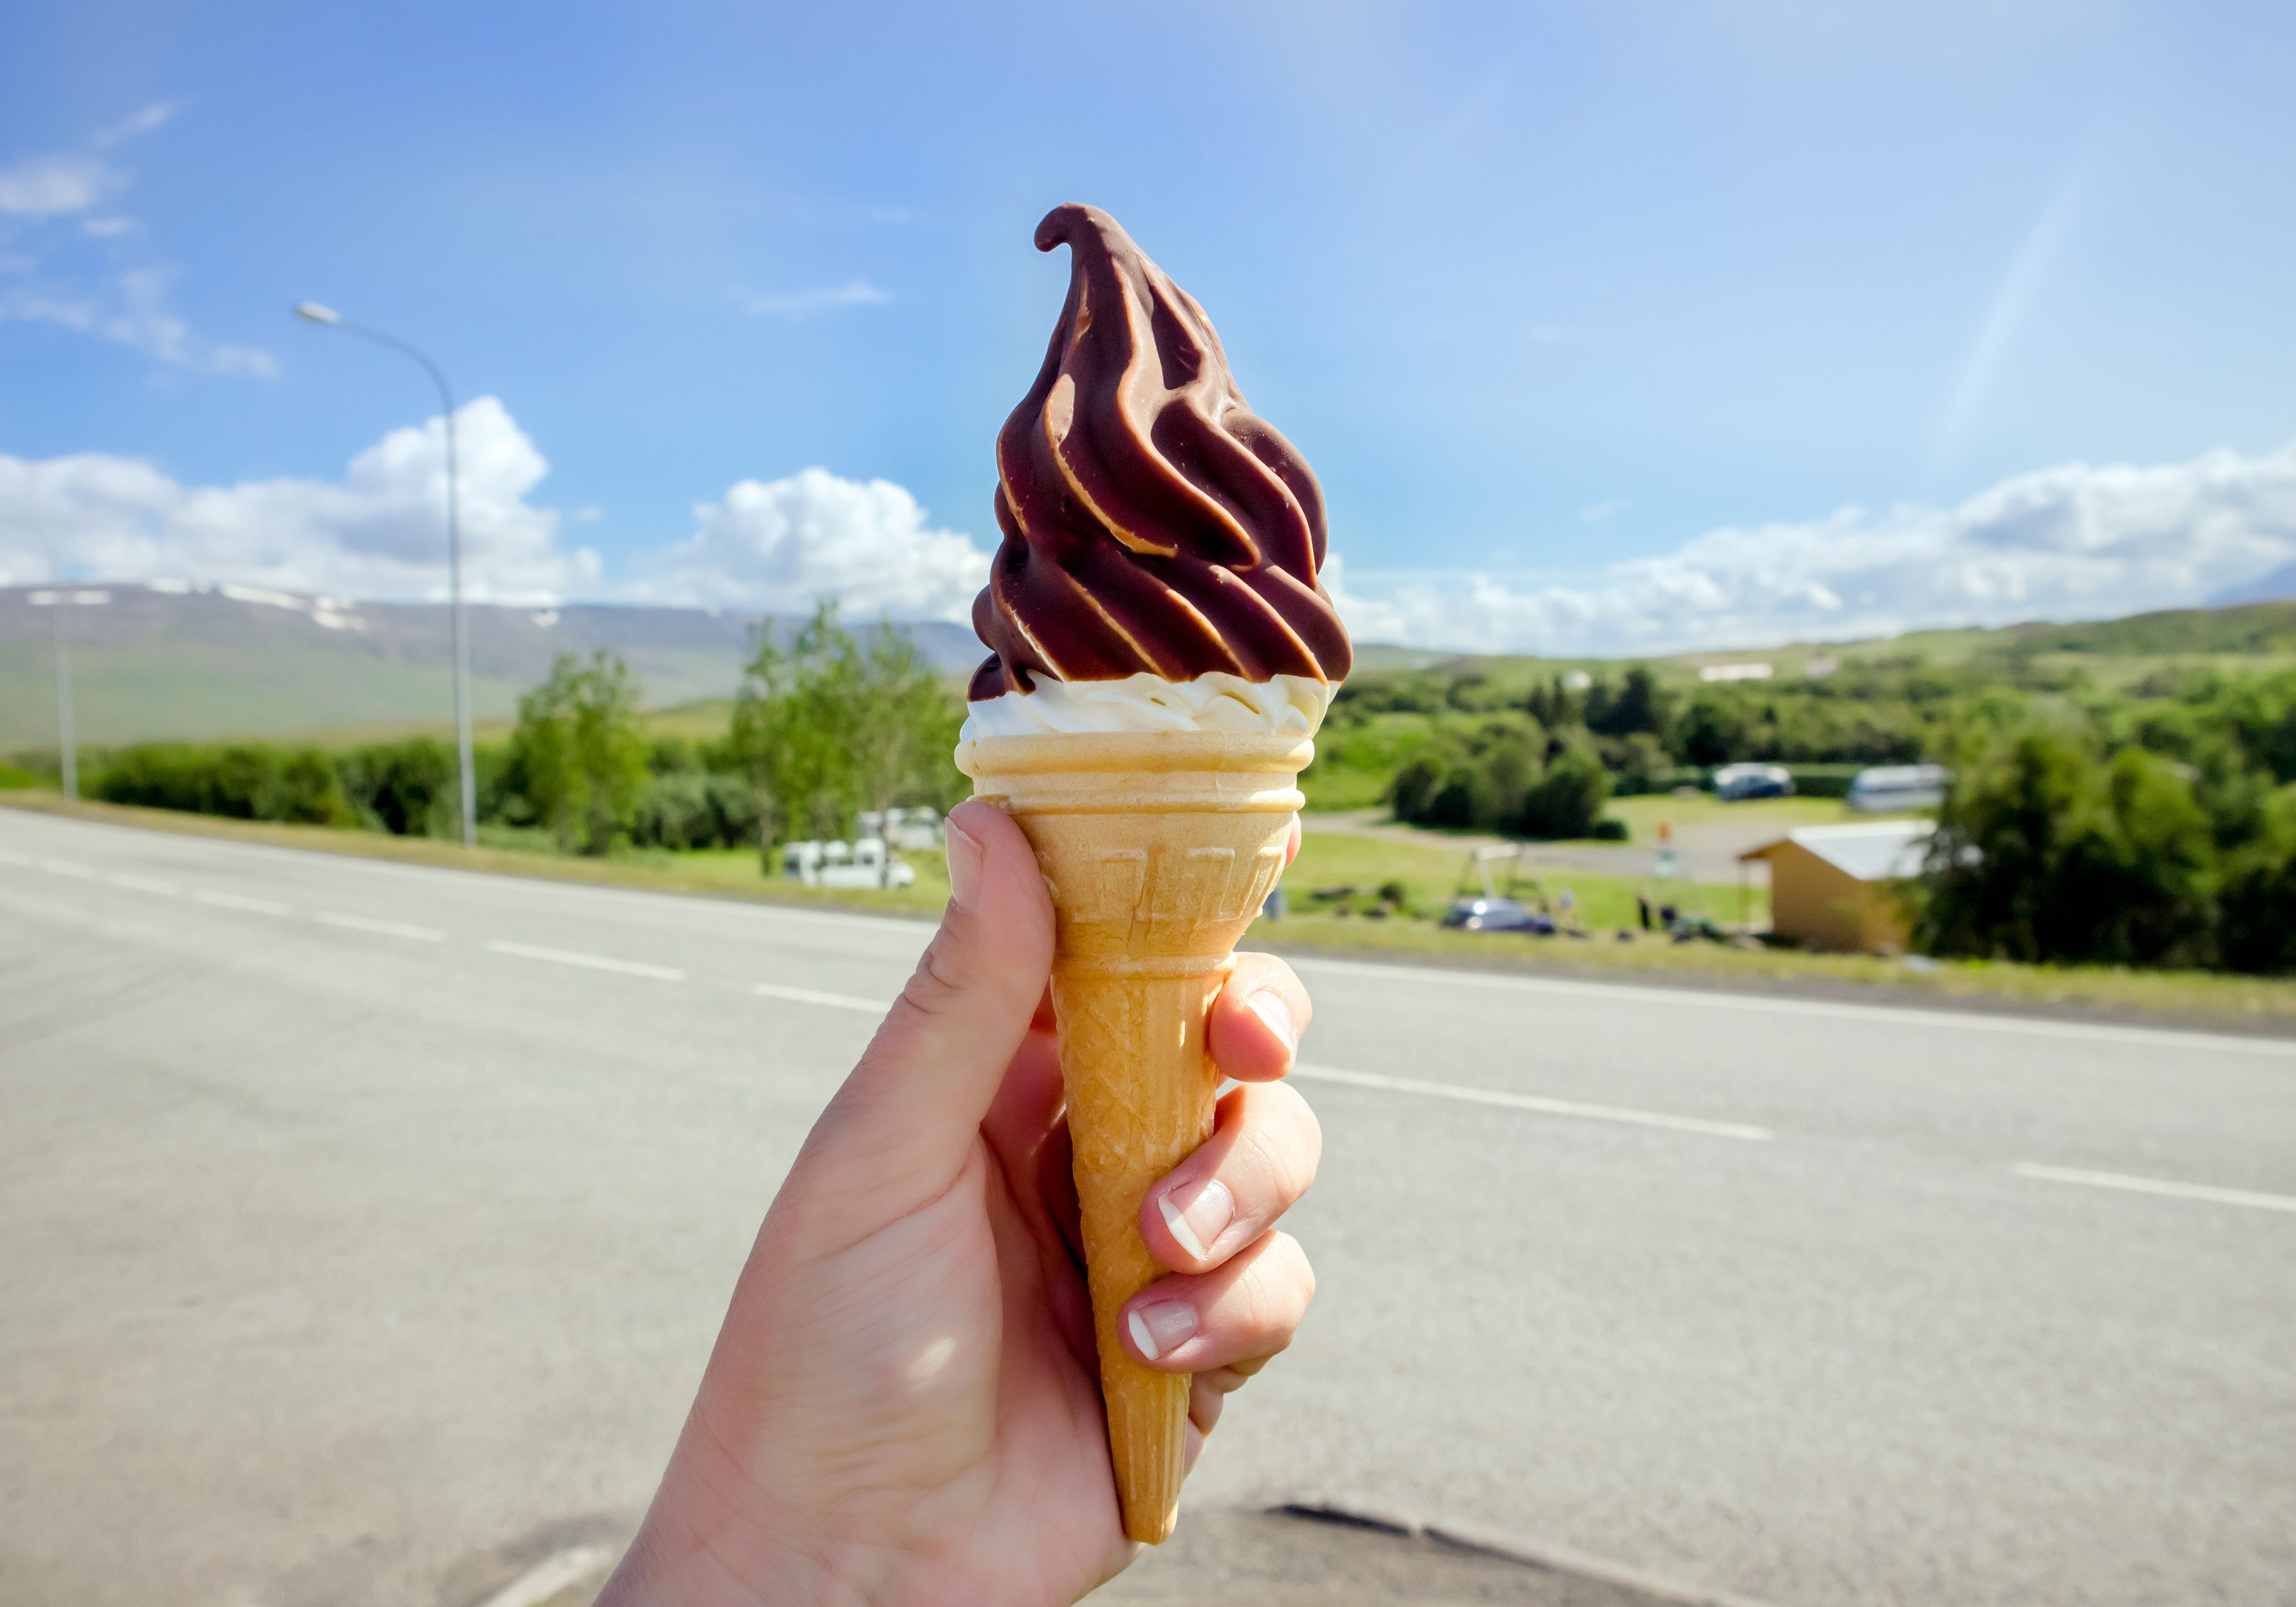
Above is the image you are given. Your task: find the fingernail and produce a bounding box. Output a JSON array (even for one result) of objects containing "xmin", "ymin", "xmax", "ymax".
[
  {"xmin": 945, "ymin": 816, "xmax": 984, "ymax": 910},
  {"xmin": 1127, "ymin": 1301, "xmax": 1197, "ymax": 1363},
  {"xmin": 1247, "ymin": 989, "xmax": 1296, "ymax": 1057},
  {"xmin": 1157, "ymin": 1178, "xmax": 1234, "ymax": 1261}
]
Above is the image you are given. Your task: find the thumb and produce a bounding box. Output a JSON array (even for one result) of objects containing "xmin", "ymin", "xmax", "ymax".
[{"xmin": 805, "ymin": 798, "xmax": 1054, "ymax": 1204}]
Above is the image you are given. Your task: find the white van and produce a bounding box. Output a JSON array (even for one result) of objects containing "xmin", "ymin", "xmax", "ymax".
[{"xmin": 781, "ymin": 837, "xmax": 916, "ymax": 889}]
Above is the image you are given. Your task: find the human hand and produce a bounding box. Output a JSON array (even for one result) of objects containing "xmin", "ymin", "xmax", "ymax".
[{"xmin": 599, "ymin": 798, "xmax": 1321, "ymax": 1606}]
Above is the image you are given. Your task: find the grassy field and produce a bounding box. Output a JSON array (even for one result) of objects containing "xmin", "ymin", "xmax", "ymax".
[
  {"xmin": 13, "ymin": 788, "xmax": 2296, "ymax": 1029},
  {"xmin": 1286, "ymin": 825, "xmax": 1761, "ymax": 930}
]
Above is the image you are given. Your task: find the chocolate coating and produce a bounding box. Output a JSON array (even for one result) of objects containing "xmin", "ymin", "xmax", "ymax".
[{"xmin": 968, "ymin": 204, "xmax": 1351, "ymax": 700}]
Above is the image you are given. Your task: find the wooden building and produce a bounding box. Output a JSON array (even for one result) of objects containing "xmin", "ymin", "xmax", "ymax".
[{"xmin": 1739, "ymin": 821, "xmax": 1933, "ymax": 954}]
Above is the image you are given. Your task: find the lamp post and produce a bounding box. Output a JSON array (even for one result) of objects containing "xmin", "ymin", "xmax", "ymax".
[
  {"xmin": 28, "ymin": 579, "xmax": 109, "ymax": 798},
  {"xmin": 293, "ymin": 301, "xmax": 477, "ymax": 847}
]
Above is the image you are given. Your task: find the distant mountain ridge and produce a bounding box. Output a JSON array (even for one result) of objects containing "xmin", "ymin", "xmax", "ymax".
[
  {"xmin": 13, "ymin": 584, "xmax": 2296, "ymax": 751},
  {"xmin": 0, "ymin": 583, "xmax": 987, "ymax": 749}
]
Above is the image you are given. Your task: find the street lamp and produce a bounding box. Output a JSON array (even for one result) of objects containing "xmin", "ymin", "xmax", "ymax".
[
  {"xmin": 28, "ymin": 581, "xmax": 110, "ymax": 799},
  {"xmin": 292, "ymin": 300, "xmax": 478, "ymax": 847}
]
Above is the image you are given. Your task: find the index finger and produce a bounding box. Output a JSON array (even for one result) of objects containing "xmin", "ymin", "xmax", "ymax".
[{"xmin": 1207, "ymin": 952, "xmax": 1310, "ymax": 1083}]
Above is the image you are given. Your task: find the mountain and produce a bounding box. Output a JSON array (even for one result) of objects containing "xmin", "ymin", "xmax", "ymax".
[
  {"xmin": 0, "ymin": 583, "xmax": 987, "ymax": 750},
  {"xmin": 2208, "ymin": 562, "xmax": 2296, "ymax": 608}
]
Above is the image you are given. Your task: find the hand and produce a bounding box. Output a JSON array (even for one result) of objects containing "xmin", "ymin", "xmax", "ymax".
[{"xmin": 599, "ymin": 799, "xmax": 1321, "ymax": 1606}]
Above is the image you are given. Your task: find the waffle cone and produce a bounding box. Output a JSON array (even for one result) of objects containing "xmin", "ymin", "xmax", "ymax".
[{"xmin": 956, "ymin": 729, "xmax": 1311, "ymax": 1544}]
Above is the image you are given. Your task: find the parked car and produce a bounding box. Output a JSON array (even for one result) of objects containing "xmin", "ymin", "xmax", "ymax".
[
  {"xmin": 1440, "ymin": 846, "xmax": 1560, "ymax": 933},
  {"xmin": 1713, "ymin": 761, "xmax": 1794, "ymax": 802},
  {"xmin": 1440, "ymin": 896, "xmax": 1557, "ymax": 934}
]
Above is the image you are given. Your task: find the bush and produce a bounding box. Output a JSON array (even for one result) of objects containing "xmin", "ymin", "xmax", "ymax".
[
  {"xmin": 1513, "ymin": 746, "xmax": 1612, "ymax": 839},
  {"xmin": 630, "ymin": 771, "xmax": 760, "ymax": 850},
  {"xmin": 1388, "ymin": 717, "xmax": 1611, "ymax": 839},
  {"xmin": 340, "ymin": 738, "xmax": 456, "ymax": 836},
  {"xmin": 92, "ymin": 742, "xmax": 354, "ymax": 826},
  {"xmin": 1591, "ymin": 817, "xmax": 1630, "ymax": 842}
]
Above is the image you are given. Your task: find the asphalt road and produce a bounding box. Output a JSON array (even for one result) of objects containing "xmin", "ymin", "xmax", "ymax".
[{"xmin": 3, "ymin": 808, "xmax": 2292, "ymax": 1607}]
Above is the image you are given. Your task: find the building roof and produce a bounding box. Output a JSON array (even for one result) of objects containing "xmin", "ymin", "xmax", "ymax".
[{"xmin": 1739, "ymin": 820, "xmax": 1934, "ymax": 881}]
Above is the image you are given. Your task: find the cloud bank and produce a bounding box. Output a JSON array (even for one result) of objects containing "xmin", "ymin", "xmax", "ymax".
[
  {"xmin": 0, "ymin": 399, "xmax": 593, "ymax": 601},
  {"xmin": 7, "ymin": 399, "xmax": 2296, "ymax": 657},
  {"xmin": 1331, "ymin": 440, "xmax": 2296, "ymax": 655},
  {"xmin": 0, "ymin": 400, "xmax": 984, "ymax": 620}
]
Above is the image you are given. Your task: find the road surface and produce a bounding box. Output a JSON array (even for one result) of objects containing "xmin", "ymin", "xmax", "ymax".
[{"xmin": 3, "ymin": 808, "xmax": 2292, "ymax": 1607}]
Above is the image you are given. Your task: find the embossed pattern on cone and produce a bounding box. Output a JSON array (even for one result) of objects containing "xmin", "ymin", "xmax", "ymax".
[{"xmin": 957, "ymin": 731, "xmax": 1311, "ymax": 1545}]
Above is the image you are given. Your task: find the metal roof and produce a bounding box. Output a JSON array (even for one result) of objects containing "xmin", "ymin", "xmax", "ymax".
[{"xmin": 1739, "ymin": 820, "xmax": 1934, "ymax": 881}]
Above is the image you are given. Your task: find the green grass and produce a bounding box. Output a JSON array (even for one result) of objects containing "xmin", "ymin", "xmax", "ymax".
[{"xmin": 1287, "ymin": 826, "xmax": 1762, "ymax": 930}]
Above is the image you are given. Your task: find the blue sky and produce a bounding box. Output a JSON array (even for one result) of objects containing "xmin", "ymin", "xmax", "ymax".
[{"xmin": 5, "ymin": 1, "xmax": 2296, "ymax": 653}]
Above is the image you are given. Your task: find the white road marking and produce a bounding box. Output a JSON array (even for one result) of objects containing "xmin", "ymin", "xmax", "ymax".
[
  {"xmin": 318, "ymin": 910, "xmax": 446, "ymax": 942},
  {"xmin": 109, "ymin": 873, "xmax": 181, "ymax": 895},
  {"xmin": 1289, "ymin": 955, "xmax": 2296, "ymax": 1060},
  {"xmin": 2011, "ymin": 1163, "xmax": 2296, "ymax": 1215},
  {"xmin": 485, "ymin": 938, "xmax": 685, "ymax": 981},
  {"xmin": 0, "ymin": 845, "xmax": 36, "ymax": 866},
  {"xmin": 195, "ymin": 889, "xmax": 291, "ymax": 915},
  {"xmin": 38, "ymin": 857, "xmax": 97, "ymax": 879},
  {"xmin": 751, "ymin": 981, "xmax": 892, "ymax": 1013},
  {"xmin": 1294, "ymin": 1063, "xmax": 1774, "ymax": 1141},
  {"xmin": 472, "ymin": 1544, "xmax": 618, "ymax": 1607}
]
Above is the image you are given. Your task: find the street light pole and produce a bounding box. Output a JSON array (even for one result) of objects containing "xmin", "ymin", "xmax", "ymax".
[
  {"xmin": 29, "ymin": 577, "xmax": 108, "ymax": 798},
  {"xmin": 293, "ymin": 301, "xmax": 478, "ymax": 848}
]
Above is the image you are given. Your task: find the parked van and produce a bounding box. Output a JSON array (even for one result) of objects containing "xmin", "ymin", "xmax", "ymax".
[{"xmin": 780, "ymin": 837, "xmax": 916, "ymax": 889}]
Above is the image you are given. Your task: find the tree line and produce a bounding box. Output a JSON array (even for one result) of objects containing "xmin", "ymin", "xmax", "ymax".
[{"xmin": 77, "ymin": 603, "xmax": 965, "ymax": 862}]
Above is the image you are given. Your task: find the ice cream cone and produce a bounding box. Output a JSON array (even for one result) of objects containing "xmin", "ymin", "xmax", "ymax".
[{"xmin": 956, "ymin": 729, "xmax": 1312, "ymax": 1544}]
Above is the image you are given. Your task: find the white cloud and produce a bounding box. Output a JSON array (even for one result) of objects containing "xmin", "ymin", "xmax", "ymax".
[
  {"xmin": 0, "ymin": 109, "xmax": 274, "ymax": 378},
  {"xmin": 1333, "ymin": 439, "xmax": 2296, "ymax": 655},
  {"xmin": 0, "ymin": 397, "xmax": 596, "ymax": 601},
  {"xmin": 90, "ymin": 102, "xmax": 178, "ymax": 149},
  {"xmin": 1580, "ymin": 497, "xmax": 1630, "ymax": 524},
  {"xmin": 0, "ymin": 269, "xmax": 277, "ymax": 375},
  {"xmin": 0, "ymin": 154, "xmax": 119, "ymax": 219},
  {"xmin": 638, "ymin": 467, "xmax": 989, "ymax": 621},
  {"xmin": 741, "ymin": 278, "xmax": 892, "ymax": 318}
]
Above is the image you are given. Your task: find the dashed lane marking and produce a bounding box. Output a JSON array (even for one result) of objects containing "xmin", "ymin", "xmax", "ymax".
[
  {"xmin": 2012, "ymin": 1162, "xmax": 2296, "ymax": 1215},
  {"xmin": 485, "ymin": 938, "xmax": 685, "ymax": 981},
  {"xmin": 318, "ymin": 910, "xmax": 447, "ymax": 942},
  {"xmin": 36, "ymin": 857, "xmax": 97, "ymax": 878},
  {"xmin": 751, "ymin": 981, "xmax": 891, "ymax": 1013},
  {"xmin": 109, "ymin": 873, "xmax": 181, "ymax": 895},
  {"xmin": 195, "ymin": 889, "xmax": 291, "ymax": 915},
  {"xmin": 1294, "ymin": 1063, "xmax": 1774, "ymax": 1141}
]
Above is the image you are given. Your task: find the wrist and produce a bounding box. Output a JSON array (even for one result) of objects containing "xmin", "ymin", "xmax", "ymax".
[{"xmin": 598, "ymin": 1461, "xmax": 877, "ymax": 1607}]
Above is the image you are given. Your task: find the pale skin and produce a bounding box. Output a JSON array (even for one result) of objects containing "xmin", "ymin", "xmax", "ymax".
[{"xmin": 599, "ymin": 798, "xmax": 1322, "ymax": 1606}]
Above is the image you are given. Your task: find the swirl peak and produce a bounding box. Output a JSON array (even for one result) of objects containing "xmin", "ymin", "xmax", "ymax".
[{"xmin": 968, "ymin": 204, "xmax": 1351, "ymax": 700}]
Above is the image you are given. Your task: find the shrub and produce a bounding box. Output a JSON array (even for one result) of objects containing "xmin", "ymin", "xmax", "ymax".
[
  {"xmin": 92, "ymin": 742, "xmax": 353, "ymax": 826},
  {"xmin": 340, "ymin": 738, "xmax": 456, "ymax": 836}
]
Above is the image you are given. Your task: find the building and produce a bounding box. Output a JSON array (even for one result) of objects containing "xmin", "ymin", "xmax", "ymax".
[{"xmin": 1739, "ymin": 820, "xmax": 1934, "ymax": 954}]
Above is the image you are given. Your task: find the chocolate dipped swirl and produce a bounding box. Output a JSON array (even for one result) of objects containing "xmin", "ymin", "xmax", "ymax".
[{"xmin": 967, "ymin": 204, "xmax": 1352, "ymax": 701}]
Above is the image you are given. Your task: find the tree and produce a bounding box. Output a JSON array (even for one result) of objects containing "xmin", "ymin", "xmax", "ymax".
[
  {"xmin": 846, "ymin": 622, "xmax": 967, "ymax": 883},
  {"xmin": 1585, "ymin": 665, "xmax": 1667, "ymax": 739},
  {"xmin": 1914, "ymin": 723, "xmax": 2216, "ymax": 968},
  {"xmin": 730, "ymin": 603, "xmax": 966, "ymax": 874},
  {"xmin": 510, "ymin": 650, "xmax": 649, "ymax": 855},
  {"xmin": 731, "ymin": 603, "xmax": 861, "ymax": 855}
]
